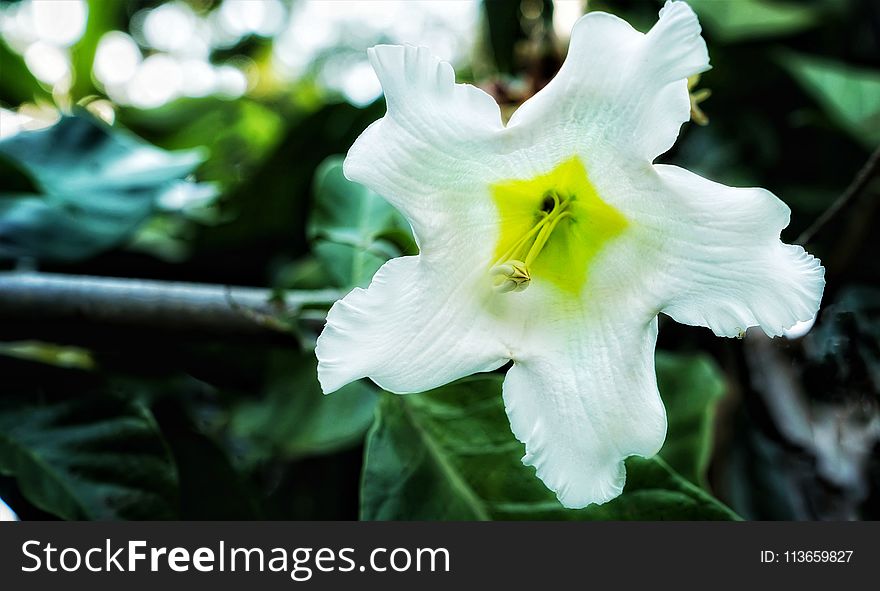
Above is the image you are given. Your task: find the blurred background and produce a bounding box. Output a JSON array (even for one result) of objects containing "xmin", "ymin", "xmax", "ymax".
[{"xmin": 0, "ymin": 0, "xmax": 878, "ymax": 521}]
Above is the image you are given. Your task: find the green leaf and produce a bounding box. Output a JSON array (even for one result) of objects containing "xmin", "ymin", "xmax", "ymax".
[
  {"xmin": 0, "ymin": 114, "xmax": 208, "ymax": 262},
  {"xmin": 361, "ymin": 374, "xmax": 740, "ymax": 520},
  {"xmin": 779, "ymin": 52, "xmax": 880, "ymax": 150},
  {"xmin": 156, "ymin": 403, "xmax": 261, "ymax": 520},
  {"xmin": 689, "ymin": 0, "xmax": 819, "ymax": 43},
  {"xmin": 656, "ymin": 352, "xmax": 726, "ymax": 487},
  {"xmin": 311, "ymin": 241, "xmax": 389, "ymax": 289},
  {"xmin": 308, "ymin": 155, "xmax": 415, "ymax": 288},
  {"xmin": 0, "ymin": 360, "xmax": 178, "ymax": 520},
  {"xmin": 230, "ymin": 351, "xmax": 378, "ymax": 461}
]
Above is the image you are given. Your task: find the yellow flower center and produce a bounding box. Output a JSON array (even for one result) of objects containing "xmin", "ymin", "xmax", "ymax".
[{"xmin": 490, "ymin": 156, "xmax": 628, "ymax": 295}]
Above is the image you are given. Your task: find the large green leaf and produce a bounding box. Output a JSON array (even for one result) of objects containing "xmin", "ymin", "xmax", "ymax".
[
  {"xmin": 0, "ymin": 114, "xmax": 208, "ymax": 262},
  {"xmin": 307, "ymin": 155, "xmax": 415, "ymax": 288},
  {"xmin": 779, "ymin": 52, "xmax": 880, "ymax": 150},
  {"xmin": 230, "ymin": 351, "xmax": 378, "ymax": 461},
  {"xmin": 361, "ymin": 373, "xmax": 740, "ymax": 520},
  {"xmin": 689, "ymin": 0, "xmax": 819, "ymax": 42},
  {"xmin": 0, "ymin": 360, "xmax": 178, "ymax": 520},
  {"xmin": 657, "ymin": 352, "xmax": 726, "ymax": 487}
]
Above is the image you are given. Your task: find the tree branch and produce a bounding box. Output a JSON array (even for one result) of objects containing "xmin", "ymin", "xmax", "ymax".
[
  {"xmin": 0, "ymin": 272, "xmax": 343, "ymax": 347},
  {"xmin": 796, "ymin": 144, "xmax": 880, "ymax": 245}
]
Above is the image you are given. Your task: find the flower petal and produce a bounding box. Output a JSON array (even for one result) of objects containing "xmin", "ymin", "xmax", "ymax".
[
  {"xmin": 502, "ymin": 309, "xmax": 667, "ymax": 509},
  {"xmin": 655, "ymin": 164, "xmax": 825, "ymax": 337},
  {"xmin": 316, "ymin": 256, "xmax": 509, "ymax": 394},
  {"xmin": 507, "ymin": 0, "xmax": 709, "ymax": 162},
  {"xmin": 344, "ymin": 44, "xmax": 504, "ymax": 243}
]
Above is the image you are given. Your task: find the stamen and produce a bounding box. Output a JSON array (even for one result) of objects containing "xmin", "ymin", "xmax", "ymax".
[
  {"xmin": 688, "ymin": 74, "xmax": 711, "ymax": 126},
  {"xmin": 491, "ymin": 191, "xmax": 573, "ymax": 293},
  {"xmin": 524, "ymin": 211, "xmax": 571, "ymax": 267},
  {"xmin": 491, "ymin": 259, "xmax": 530, "ymax": 293}
]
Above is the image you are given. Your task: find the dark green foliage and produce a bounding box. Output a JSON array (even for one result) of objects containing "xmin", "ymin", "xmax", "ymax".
[
  {"xmin": 688, "ymin": 0, "xmax": 820, "ymax": 42},
  {"xmin": 0, "ymin": 358, "xmax": 178, "ymax": 520},
  {"xmin": 307, "ymin": 156, "xmax": 415, "ymax": 288},
  {"xmin": 657, "ymin": 352, "xmax": 726, "ymax": 487},
  {"xmin": 229, "ymin": 351, "xmax": 379, "ymax": 461},
  {"xmin": 779, "ymin": 52, "xmax": 880, "ymax": 150},
  {"xmin": 361, "ymin": 373, "xmax": 739, "ymax": 520}
]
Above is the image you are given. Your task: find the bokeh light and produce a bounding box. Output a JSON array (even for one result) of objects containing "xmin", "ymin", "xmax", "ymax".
[
  {"xmin": 1, "ymin": 0, "xmax": 481, "ymax": 111},
  {"xmin": 273, "ymin": 0, "xmax": 479, "ymax": 105},
  {"xmin": 0, "ymin": 0, "xmax": 88, "ymax": 92},
  {"xmin": 93, "ymin": 32, "xmax": 143, "ymax": 87}
]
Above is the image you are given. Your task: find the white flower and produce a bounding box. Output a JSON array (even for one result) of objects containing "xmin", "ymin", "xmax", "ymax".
[
  {"xmin": 0, "ymin": 496, "xmax": 18, "ymax": 521},
  {"xmin": 315, "ymin": 1, "xmax": 825, "ymax": 509}
]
